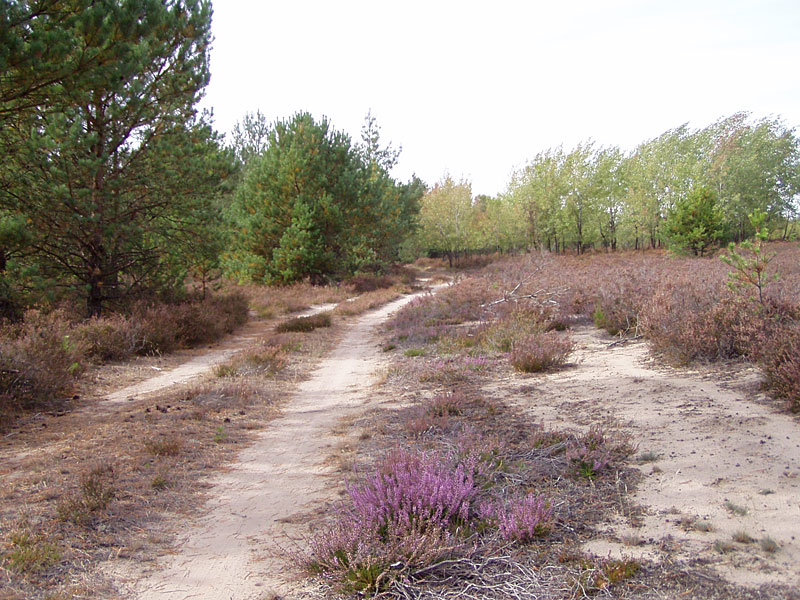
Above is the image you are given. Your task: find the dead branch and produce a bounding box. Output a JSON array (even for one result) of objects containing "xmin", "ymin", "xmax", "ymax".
[{"xmin": 482, "ymin": 286, "xmax": 568, "ymax": 308}]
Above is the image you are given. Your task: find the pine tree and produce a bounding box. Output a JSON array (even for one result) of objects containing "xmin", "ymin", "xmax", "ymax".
[{"xmin": 0, "ymin": 0, "xmax": 221, "ymax": 316}]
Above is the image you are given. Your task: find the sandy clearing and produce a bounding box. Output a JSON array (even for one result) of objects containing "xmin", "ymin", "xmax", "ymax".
[
  {"xmin": 112, "ymin": 292, "xmax": 426, "ymax": 600},
  {"xmin": 511, "ymin": 324, "xmax": 800, "ymax": 589}
]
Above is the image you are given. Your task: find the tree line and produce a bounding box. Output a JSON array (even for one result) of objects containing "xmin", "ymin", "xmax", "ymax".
[
  {"xmin": 0, "ymin": 1, "xmax": 421, "ymax": 319},
  {"xmin": 411, "ymin": 114, "xmax": 799, "ymax": 261},
  {"xmin": 2, "ymin": 2, "xmax": 797, "ymax": 321}
]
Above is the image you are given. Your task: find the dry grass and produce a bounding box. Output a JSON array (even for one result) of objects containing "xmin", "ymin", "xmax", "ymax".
[
  {"xmin": 333, "ymin": 286, "xmax": 409, "ymax": 317},
  {"xmin": 240, "ymin": 282, "xmax": 352, "ymax": 318},
  {"xmin": 0, "ymin": 322, "xmax": 344, "ymax": 600},
  {"xmin": 0, "ymin": 270, "xmax": 422, "ymax": 599}
]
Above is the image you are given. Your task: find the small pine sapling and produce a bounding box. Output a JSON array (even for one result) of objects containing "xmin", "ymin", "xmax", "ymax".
[{"xmin": 721, "ymin": 210, "xmax": 777, "ymax": 305}]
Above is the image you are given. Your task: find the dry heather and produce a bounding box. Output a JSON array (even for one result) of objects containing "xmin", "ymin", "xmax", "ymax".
[
  {"xmin": 391, "ymin": 244, "xmax": 800, "ymax": 409},
  {"xmin": 0, "ymin": 292, "xmax": 345, "ymax": 599},
  {"xmin": 0, "ymin": 292, "xmax": 249, "ymax": 421},
  {"xmin": 301, "ymin": 249, "xmax": 800, "ymax": 599}
]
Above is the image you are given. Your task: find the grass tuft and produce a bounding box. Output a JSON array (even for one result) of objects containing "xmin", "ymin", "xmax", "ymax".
[{"xmin": 723, "ymin": 500, "xmax": 748, "ymax": 516}]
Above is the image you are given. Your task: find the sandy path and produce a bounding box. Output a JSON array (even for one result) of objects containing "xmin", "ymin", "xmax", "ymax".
[
  {"xmin": 119, "ymin": 292, "xmax": 424, "ymax": 600},
  {"xmin": 102, "ymin": 304, "xmax": 336, "ymax": 405},
  {"xmin": 519, "ymin": 325, "xmax": 800, "ymax": 588}
]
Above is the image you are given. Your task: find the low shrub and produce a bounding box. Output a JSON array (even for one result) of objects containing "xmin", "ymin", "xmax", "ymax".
[
  {"xmin": 76, "ymin": 313, "xmax": 142, "ymax": 361},
  {"xmin": 275, "ymin": 311, "xmax": 332, "ymax": 333},
  {"xmin": 389, "ymin": 278, "xmax": 490, "ymax": 344},
  {"xmin": 349, "ymin": 449, "xmax": 479, "ymax": 532},
  {"xmin": 144, "ymin": 437, "xmax": 182, "ymax": 457},
  {"xmin": 428, "ymin": 390, "xmax": 468, "ymax": 417},
  {"xmin": 477, "ymin": 306, "xmax": 549, "ymax": 352},
  {"xmin": 404, "ymin": 406, "xmax": 451, "ymax": 437},
  {"xmin": 0, "ymin": 310, "xmax": 84, "ymax": 413},
  {"xmin": 565, "ymin": 426, "xmax": 631, "ymax": 480},
  {"xmin": 135, "ymin": 292, "xmax": 249, "ymax": 355},
  {"xmin": 216, "ymin": 341, "xmax": 288, "ymax": 378},
  {"xmin": 510, "ymin": 331, "xmax": 574, "ymax": 373},
  {"xmin": 349, "ymin": 274, "xmax": 395, "ymax": 293},
  {"xmin": 57, "ymin": 464, "xmax": 116, "ymax": 525},
  {"xmin": 480, "ymin": 492, "xmax": 553, "ymax": 542},
  {"xmin": 757, "ymin": 322, "xmax": 800, "ymax": 411},
  {"xmin": 304, "ymin": 448, "xmax": 477, "ymax": 593}
]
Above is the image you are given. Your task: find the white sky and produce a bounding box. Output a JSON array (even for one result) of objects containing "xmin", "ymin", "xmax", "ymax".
[{"xmin": 202, "ymin": 0, "xmax": 800, "ymax": 197}]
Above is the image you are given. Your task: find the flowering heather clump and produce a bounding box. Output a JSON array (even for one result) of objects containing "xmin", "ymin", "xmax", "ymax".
[
  {"xmin": 480, "ymin": 493, "xmax": 554, "ymax": 542},
  {"xmin": 304, "ymin": 449, "xmax": 477, "ymax": 593},
  {"xmin": 566, "ymin": 427, "xmax": 613, "ymax": 480},
  {"xmin": 510, "ymin": 331, "xmax": 574, "ymax": 373},
  {"xmin": 348, "ymin": 449, "xmax": 479, "ymax": 532}
]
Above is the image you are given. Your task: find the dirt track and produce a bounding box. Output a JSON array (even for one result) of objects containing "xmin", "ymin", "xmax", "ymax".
[
  {"xmin": 113, "ymin": 293, "xmax": 425, "ymax": 599},
  {"xmin": 103, "ymin": 301, "xmax": 800, "ymax": 597}
]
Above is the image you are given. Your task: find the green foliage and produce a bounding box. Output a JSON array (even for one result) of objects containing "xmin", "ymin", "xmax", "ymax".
[
  {"xmin": 500, "ymin": 113, "xmax": 799, "ymax": 253},
  {"xmin": 0, "ymin": 0, "xmax": 233, "ymax": 317},
  {"xmin": 721, "ymin": 209, "xmax": 776, "ymax": 304},
  {"xmin": 665, "ymin": 186, "xmax": 724, "ymax": 256},
  {"xmin": 228, "ymin": 112, "xmax": 422, "ymax": 283},
  {"xmin": 4, "ymin": 526, "xmax": 61, "ymax": 574},
  {"xmin": 415, "ymin": 175, "xmax": 475, "ymax": 266}
]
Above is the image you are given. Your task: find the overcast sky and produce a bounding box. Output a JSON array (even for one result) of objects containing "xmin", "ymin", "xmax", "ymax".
[{"xmin": 201, "ymin": 0, "xmax": 800, "ymax": 197}]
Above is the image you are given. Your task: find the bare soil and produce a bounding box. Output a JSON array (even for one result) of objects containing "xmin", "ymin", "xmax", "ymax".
[
  {"xmin": 3, "ymin": 283, "xmax": 798, "ymax": 598},
  {"xmin": 110, "ymin": 293, "xmax": 430, "ymax": 599},
  {"xmin": 499, "ymin": 324, "xmax": 800, "ymax": 590}
]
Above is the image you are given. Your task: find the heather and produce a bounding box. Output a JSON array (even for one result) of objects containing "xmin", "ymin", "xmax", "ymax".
[
  {"xmin": 387, "ymin": 262, "xmax": 576, "ymax": 376},
  {"xmin": 391, "ymin": 244, "xmax": 800, "ymax": 408},
  {"xmin": 0, "ymin": 292, "xmax": 249, "ymax": 418},
  {"xmin": 303, "ymin": 385, "xmax": 635, "ymax": 596}
]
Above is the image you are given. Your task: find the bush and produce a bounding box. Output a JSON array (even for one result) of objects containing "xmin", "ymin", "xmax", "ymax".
[
  {"xmin": 757, "ymin": 322, "xmax": 800, "ymax": 411},
  {"xmin": 510, "ymin": 331, "xmax": 574, "ymax": 373},
  {"xmin": 275, "ymin": 311, "xmax": 332, "ymax": 333},
  {"xmin": 348, "ymin": 449, "xmax": 479, "ymax": 532},
  {"xmin": 76, "ymin": 313, "xmax": 142, "ymax": 361},
  {"xmin": 478, "ymin": 306, "xmax": 549, "ymax": 352},
  {"xmin": 348, "ymin": 274, "xmax": 395, "ymax": 293},
  {"xmin": 304, "ymin": 449, "xmax": 477, "ymax": 593},
  {"xmin": 0, "ymin": 310, "xmax": 84, "ymax": 413},
  {"xmin": 134, "ymin": 291, "xmax": 249, "ymax": 355}
]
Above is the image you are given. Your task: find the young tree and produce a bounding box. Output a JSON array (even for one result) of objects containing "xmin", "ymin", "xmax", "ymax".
[
  {"xmin": 228, "ymin": 112, "xmax": 421, "ymax": 283},
  {"xmin": 563, "ymin": 142, "xmax": 598, "ymax": 254},
  {"xmin": 416, "ymin": 176, "xmax": 474, "ymax": 267},
  {"xmin": 506, "ymin": 147, "xmax": 569, "ymax": 253},
  {"xmin": 665, "ymin": 186, "xmax": 724, "ymax": 256},
  {"xmin": 721, "ymin": 209, "xmax": 776, "ymax": 305},
  {"xmin": 593, "ymin": 147, "xmax": 626, "ymax": 251}
]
